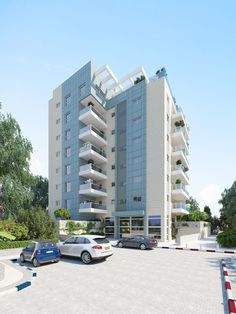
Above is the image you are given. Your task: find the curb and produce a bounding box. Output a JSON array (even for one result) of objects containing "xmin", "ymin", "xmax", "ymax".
[
  {"xmin": 221, "ymin": 259, "xmax": 236, "ymax": 314},
  {"xmin": 0, "ymin": 259, "xmax": 37, "ymax": 297},
  {"xmin": 157, "ymin": 246, "xmax": 236, "ymax": 254}
]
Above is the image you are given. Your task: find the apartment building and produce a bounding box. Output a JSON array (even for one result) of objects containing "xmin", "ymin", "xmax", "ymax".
[{"xmin": 48, "ymin": 61, "xmax": 190, "ymax": 242}]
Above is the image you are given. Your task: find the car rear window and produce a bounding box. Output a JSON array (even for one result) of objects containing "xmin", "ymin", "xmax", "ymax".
[
  {"xmin": 38, "ymin": 242, "xmax": 57, "ymax": 249},
  {"xmin": 94, "ymin": 237, "xmax": 109, "ymax": 244}
]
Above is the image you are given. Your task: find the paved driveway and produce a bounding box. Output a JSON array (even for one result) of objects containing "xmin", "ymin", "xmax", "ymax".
[{"xmin": 0, "ymin": 247, "xmax": 229, "ymax": 314}]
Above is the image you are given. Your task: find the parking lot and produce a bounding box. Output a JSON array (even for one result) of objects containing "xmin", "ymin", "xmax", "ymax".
[{"xmin": 0, "ymin": 247, "xmax": 229, "ymax": 314}]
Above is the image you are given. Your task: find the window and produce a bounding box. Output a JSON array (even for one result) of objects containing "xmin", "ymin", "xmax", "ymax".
[
  {"xmin": 133, "ymin": 136, "xmax": 141, "ymax": 144},
  {"xmin": 111, "ymin": 112, "xmax": 115, "ymax": 117},
  {"xmin": 55, "ymin": 200, "xmax": 60, "ymax": 206},
  {"xmin": 119, "ymin": 145, "xmax": 126, "ymax": 152},
  {"xmin": 65, "ymin": 147, "xmax": 71, "ymax": 157},
  {"xmin": 133, "ymin": 176, "xmax": 142, "ymax": 183},
  {"xmin": 56, "ymin": 184, "xmax": 59, "ymax": 190},
  {"xmin": 111, "ymin": 147, "xmax": 115, "ymax": 152},
  {"xmin": 56, "ymin": 151, "xmax": 60, "ymax": 157},
  {"xmin": 133, "ymin": 196, "xmax": 141, "ymax": 202},
  {"xmin": 65, "ymin": 112, "xmax": 71, "ymax": 123},
  {"xmin": 111, "ymin": 182, "xmax": 115, "ymax": 187},
  {"xmin": 65, "ymin": 129, "xmax": 71, "ymax": 140},
  {"xmin": 167, "ymin": 134, "xmax": 169, "ymax": 142},
  {"xmin": 65, "ymin": 237, "xmax": 76, "ymax": 244},
  {"xmin": 56, "ymin": 168, "xmax": 60, "ymax": 174},
  {"xmin": 105, "ymin": 217, "xmax": 115, "ymax": 238},
  {"xmin": 111, "ymin": 129, "xmax": 115, "ymax": 135},
  {"xmin": 167, "ymin": 154, "xmax": 169, "ymax": 162},
  {"xmin": 133, "ymin": 156, "xmax": 141, "ymax": 163},
  {"xmin": 148, "ymin": 216, "xmax": 161, "ymax": 239},
  {"xmin": 65, "ymin": 164, "xmax": 71, "ymax": 175},
  {"xmin": 167, "ymin": 114, "xmax": 169, "ymax": 122},
  {"xmin": 79, "ymin": 83, "xmax": 86, "ymax": 96},
  {"xmin": 120, "ymin": 163, "xmax": 126, "ymax": 169},
  {"xmin": 65, "ymin": 182, "xmax": 71, "ymax": 192},
  {"xmin": 75, "ymin": 237, "xmax": 88, "ymax": 244},
  {"xmin": 111, "ymin": 199, "xmax": 115, "ymax": 205},
  {"xmin": 56, "ymin": 102, "xmax": 60, "ymax": 108},
  {"xmin": 56, "ymin": 135, "xmax": 60, "ymax": 141},
  {"xmin": 111, "ymin": 165, "xmax": 115, "ymax": 170},
  {"xmin": 56, "ymin": 118, "xmax": 60, "ymax": 124},
  {"xmin": 65, "ymin": 94, "xmax": 71, "ymax": 106},
  {"xmin": 120, "ymin": 199, "xmax": 126, "ymax": 204},
  {"xmin": 132, "ymin": 96, "xmax": 141, "ymax": 106},
  {"xmin": 65, "ymin": 199, "xmax": 71, "ymax": 209}
]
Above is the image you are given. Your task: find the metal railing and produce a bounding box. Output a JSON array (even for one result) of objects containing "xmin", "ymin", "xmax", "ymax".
[
  {"xmin": 172, "ymin": 184, "xmax": 189, "ymax": 196},
  {"xmin": 79, "ymin": 164, "xmax": 106, "ymax": 175},
  {"xmin": 80, "ymin": 202, "xmax": 107, "ymax": 210},
  {"xmin": 80, "ymin": 183, "xmax": 107, "ymax": 193},
  {"xmin": 80, "ymin": 106, "xmax": 107, "ymax": 123},
  {"xmin": 79, "ymin": 144, "xmax": 107, "ymax": 158},
  {"xmin": 79, "ymin": 125, "xmax": 106, "ymax": 140}
]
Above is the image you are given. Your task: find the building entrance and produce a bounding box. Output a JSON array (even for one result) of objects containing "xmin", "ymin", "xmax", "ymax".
[{"xmin": 119, "ymin": 216, "xmax": 144, "ymax": 238}]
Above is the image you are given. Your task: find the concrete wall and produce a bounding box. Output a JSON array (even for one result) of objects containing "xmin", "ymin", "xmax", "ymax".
[{"xmin": 175, "ymin": 221, "xmax": 210, "ymax": 244}]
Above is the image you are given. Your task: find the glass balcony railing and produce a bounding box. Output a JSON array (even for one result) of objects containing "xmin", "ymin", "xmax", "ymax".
[
  {"xmin": 173, "ymin": 184, "xmax": 189, "ymax": 196},
  {"xmin": 80, "ymin": 106, "xmax": 106, "ymax": 123},
  {"xmin": 80, "ymin": 125, "xmax": 106, "ymax": 140},
  {"xmin": 80, "ymin": 144, "xmax": 107, "ymax": 158},
  {"xmin": 173, "ymin": 203, "xmax": 190, "ymax": 211},
  {"xmin": 79, "ymin": 164, "xmax": 106, "ymax": 175},
  {"xmin": 80, "ymin": 183, "xmax": 106, "ymax": 193},
  {"xmin": 80, "ymin": 202, "xmax": 107, "ymax": 210},
  {"xmin": 172, "ymin": 165, "xmax": 189, "ymax": 180}
]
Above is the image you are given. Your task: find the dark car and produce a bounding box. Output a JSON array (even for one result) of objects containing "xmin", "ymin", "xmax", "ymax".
[
  {"xmin": 117, "ymin": 236, "xmax": 157, "ymax": 250},
  {"xmin": 20, "ymin": 241, "xmax": 60, "ymax": 267}
]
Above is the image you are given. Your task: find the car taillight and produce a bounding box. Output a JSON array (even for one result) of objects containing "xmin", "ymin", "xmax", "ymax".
[
  {"xmin": 92, "ymin": 245, "xmax": 102, "ymax": 250},
  {"xmin": 36, "ymin": 249, "xmax": 41, "ymax": 255}
]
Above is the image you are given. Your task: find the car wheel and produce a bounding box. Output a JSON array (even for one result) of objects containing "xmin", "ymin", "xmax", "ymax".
[
  {"xmin": 20, "ymin": 254, "xmax": 25, "ymax": 263},
  {"xmin": 32, "ymin": 258, "xmax": 40, "ymax": 267},
  {"xmin": 81, "ymin": 251, "xmax": 92, "ymax": 264},
  {"xmin": 140, "ymin": 243, "xmax": 146, "ymax": 250},
  {"xmin": 118, "ymin": 241, "xmax": 123, "ymax": 248}
]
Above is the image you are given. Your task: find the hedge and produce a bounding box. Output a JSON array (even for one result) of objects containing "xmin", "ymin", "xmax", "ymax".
[
  {"xmin": 0, "ymin": 240, "xmax": 32, "ymax": 250},
  {"xmin": 217, "ymin": 229, "xmax": 236, "ymax": 248}
]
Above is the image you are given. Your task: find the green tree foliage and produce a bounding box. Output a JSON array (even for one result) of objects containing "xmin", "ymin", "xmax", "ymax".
[
  {"xmin": 0, "ymin": 219, "xmax": 28, "ymax": 240},
  {"xmin": 0, "ymin": 112, "xmax": 34, "ymax": 216},
  {"xmin": 17, "ymin": 207, "xmax": 57, "ymax": 240},
  {"xmin": 219, "ymin": 181, "xmax": 236, "ymax": 228},
  {"xmin": 203, "ymin": 206, "xmax": 212, "ymax": 221},
  {"xmin": 217, "ymin": 229, "xmax": 236, "ymax": 248},
  {"xmin": 54, "ymin": 208, "xmax": 70, "ymax": 220},
  {"xmin": 181, "ymin": 210, "xmax": 208, "ymax": 222},
  {"xmin": 31, "ymin": 176, "xmax": 48, "ymax": 209},
  {"xmin": 186, "ymin": 196, "xmax": 200, "ymax": 212}
]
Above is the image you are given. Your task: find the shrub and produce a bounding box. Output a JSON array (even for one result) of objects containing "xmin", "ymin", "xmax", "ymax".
[
  {"xmin": 175, "ymin": 179, "xmax": 182, "ymax": 184},
  {"xmin": 217, "ymin": 229, "xmax": 236, "ymax": 248},
  {"xmin": 176, "ymin": 159, "xmax": 182, "ymax": 165},
  {"xmin": 54, "ymin": 208, "xmax": 70, "ymax": 220},
  {"xmin": 0, "ymin": 219, "xmax": 28, "ymax": 240},
  {"xmin": 0, "ymin": 240, "xmax": 32, "ymax": 250}
]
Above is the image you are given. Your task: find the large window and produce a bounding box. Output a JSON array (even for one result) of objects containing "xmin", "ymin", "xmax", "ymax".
[
  {"xmin": 148, "ymin": 215, "xmax": 161, "ymax": 239},
  {"xmin": 119, "ymin": 216, "xmax": 144, "ymax": 237},
  {"xmin": 105, "ymin": 217, "xmax": 115, "ymax": 238}
]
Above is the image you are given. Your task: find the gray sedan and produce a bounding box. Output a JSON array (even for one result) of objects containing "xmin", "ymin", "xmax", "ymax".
[{"xmin": 117, "ymin": 236, "xmax": 157, "ymax": 250}]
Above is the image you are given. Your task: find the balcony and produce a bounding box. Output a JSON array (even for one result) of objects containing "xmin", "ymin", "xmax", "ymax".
[
  {"xmin": 79, "ymin": 106, "xmax": 107, "ymax": 130},
  {"xmin": 80, "ymin": 94, "xmax": 106, "ymax": 112},
  {"xmin": 171, "ymin": 165, "xmax": 189, "ymax": 185},
  {"xmin": 172, "ymin": 203, "xmax": 190, "ymax": 215},
  {"xmin": 79, "ymin": 125, "xmax": 107, "ymax": 147},
  {"xmin": 79, "ymin": 164, "xmax": 107, "ymax": 181},
  {"xmin": 172, "ymin": 145, "xmax": 189, "ymax": 167},
  {"xmin": 172, "ymin": 184, "xmax": 189, "ymax": 201},
  {"xmin": 79, "ymin": 183, "xmax": 107, "ymax": 197},
  {"xmin": 79, "ymin": 144, "xmax": 107, "ymax": 164},
  {"xmin": 171, "ymin": 127, "xmax": 189, "ymax": 154},
  {"xmin": 172, "ymin": 107, "xmax": 190, "ymax": 140},
  {"xmin": 79, "ymin": 202, "xmax": 107, "ymax": 214}
]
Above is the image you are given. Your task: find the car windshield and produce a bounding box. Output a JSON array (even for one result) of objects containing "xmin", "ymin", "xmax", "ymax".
[
  {"xmin": 38, "ymin": 242, "xmax": 57, "ymax": 249},
  {"xmin": 94, "ymin": 237, "xmax": 109, "ymax": 244}
]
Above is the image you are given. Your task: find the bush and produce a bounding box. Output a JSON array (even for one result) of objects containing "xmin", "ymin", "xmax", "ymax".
[
  {"xmin": 54, "ymin": 208, "xmax": 70, "ymax": 220},
  {"xmin": 217, "ymin": 229, "xmax": 236, "ymax": 248},
  {"xmin": 0, "ymin": 240, "xmax": 32, "ymax": 250},
  {"xmin": 0, "ymin": 219, "xmax": 28, "ymax": 240}
]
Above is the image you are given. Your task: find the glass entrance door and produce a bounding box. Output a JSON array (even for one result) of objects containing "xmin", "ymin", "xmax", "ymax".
[{"xmin": 119, "ymin": 216, "xmax": 144, "ymax": 238}]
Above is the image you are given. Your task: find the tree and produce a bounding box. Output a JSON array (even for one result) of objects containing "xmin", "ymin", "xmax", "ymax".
[
  {"xmin": 204, "ymin": 205, "xmax": 212, "ymax": 222},
  {"xmin": 0, "ymin": 111, "xmax": 34, "ymax": 216},
  {"xmin": 186, "ymin": 196, "xmax": 200, "ymax": 212},
  {"xmin": 180, "ymin": 210, "xmax": 208, "ymax": 222},
  {"xmin": 17, "ymin": 207, "xmax": 57, "ymax": 240},
  {"xmin": 219, "ymin": 181, "xmax": 236, "ymax": 228},
  {"xmin": 31, "ymin": 176, "xmax": 48, "ymax": 209},
  {"xmin": 0, "ymin": 219, "xmax": 28, "ymax": 240},
  {"xmin": 54, "ymin": 208, "xmax": 70, "ymax": 220}
]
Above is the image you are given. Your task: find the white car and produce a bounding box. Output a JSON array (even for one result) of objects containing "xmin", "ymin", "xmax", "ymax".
[{"xmin": 58, "ymin": 235, "xmax": 113, "ymax": 264}]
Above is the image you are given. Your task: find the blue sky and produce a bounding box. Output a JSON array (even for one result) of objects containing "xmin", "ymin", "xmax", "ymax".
[{"xmin": 1, "ymin": 1, "xmax": 236, "ymax": 216}]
